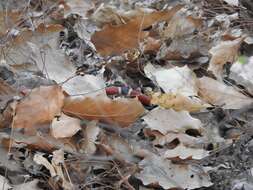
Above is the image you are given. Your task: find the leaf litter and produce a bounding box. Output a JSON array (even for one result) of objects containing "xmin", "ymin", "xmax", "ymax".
[{"xmin": 0, "ymin": 0, "xmax": 252, "ymax": 189}]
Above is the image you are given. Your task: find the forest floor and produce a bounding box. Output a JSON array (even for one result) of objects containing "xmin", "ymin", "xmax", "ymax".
[{"xmin": 0, "ymin": 0, "xmax": 253, "ymax": 189}]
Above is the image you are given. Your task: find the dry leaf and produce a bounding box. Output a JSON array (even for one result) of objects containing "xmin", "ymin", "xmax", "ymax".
[
  {"xmin": 151, "ymin": 93, "xmax": 206, "ymax": 112},
  {"xmin": 208, "ymin": 38, "xmax": 244, "ymax": 79},
  {"xmin": 6, "ymin": 23, "xmax": 64, "ymax": 65},
  {"xmin": 0, "ymin": 175, "xmax": 12, "ymax": 190},
  {"xmin": 34, "ymin": 150, "xmax": 73, "ymax": 189},
  {"xmin": 4, "ymin": 130, "xmax": 76, "ymax": 152},
  {"xmin": 143, "ymin": 108, "xmax": 203, "ymax": 135},
  {"xmin": 230, "ymin": 57, "xmax": 253, "ymax": 94},
  {"xmin": 91, "ymin": 4, "xmax": 157, "ymax": 27},
  {"xmin": 143, "ymin": 37, "xmax": 162, "ymax": 53},
  {"xmin": 51, "ymin": 114, "xmax": 81, "ymax": 139},
  {"xmin": 82, "ymin": 121, "xmax": 100, "ymax": 155},
  {"xmin": 12, "ymin": 23, "xmax": 64, "ymax": 45},
  {"xmin": 152, "ymin": 132, "xmax": 204, "ymax": 148},
  {"xmin": 224, "ymin": 0, "xmax": 239, "ymax": 6},
  {"xmin": 143, "ymin": 107, "xmax": 208, "ymax": 160},
  {"xmin": 31, "ymin": 33, "xmax": 106, "ymax": 95},
  {"xmin": 7, "ymin": 26, "xmax": 106, "ymax": 95},
  {"xmin": 63, "ymin": 95, "xmax": 145, "ymax": 127},
  {"xmin": 0, "ymin": 79, "xmax": 17, "ymax": 111},
  {"xmin": 13, "ymin": 179, "xmax": 41, "ymax": 190},
  {"xmin": 145, "ymin": 127, "xmax": 209, "ymax": 160},
  {"xmin": 197, "ymin": 77, "xmax": 253, "ymax": 109},
  {"xmin": 157, "ymin": 35, "xmax": 209, "ymax": 60},
  {"xmin": 91, "ymin": 5, "xmax": 183, "ymax": 56},
  {"xmin": 100, "ymin": 134, "xmax": 136, "ymax": 163},
  {"xmin": 164, "ymin": 143, "xmax": 209, "ymax": 160},
  {"xmin": 34, "ymin": 154, "xmax": 56, "ymax": 176},
  {"xmin": 91, "ymin": 4, "xmax": 126, "ymax": 26},
  {"xmin": 161, "ymin": 12, "xmax": 203, "ymax": 39},
  {"xmin": 13, "ymin": 85, "xmax": 64, "ymax": 130},
  {"xmin": 144, "ymin": 64, "xmax": 198, "ymax": 96},
  {"xmin": 0, "ymin": 11, "xmax": 21, "ymax": 36},
  {"xmin": 136, "ymin": 154, "xmax": 212, "ymax": 189},
  {"xmin": 64, "ymin": 0, "xmax": 94, "ymax": 18}
]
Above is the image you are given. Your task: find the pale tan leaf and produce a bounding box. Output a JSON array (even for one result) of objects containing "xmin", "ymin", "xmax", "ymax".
[
  {"xmin": 143, "ymin": 108, "xmax": 203, "ymax": 135},
  {"xmin": 144, "ymin": 65, "xmax": 198, "ymax": 96},
  {"xmin": 82, "ymin": 121, "xmax": 100, "ymax": 155},
  {"xmin": 164, "ymin": 143, "xmax": 209, "ymax": 160},
  {"xmin": 34, "ymin": 154, "xmax": 56, "ymax": 176},
  {"xmin": 224, "ymin": 0, "xmax": 239, "ymax": 6},
  {"xmin": 52, "ymin": 149, "xmax": 65, "ymax": 165},
  {"xmin": 100, "ymin": 134, "xmax": 136, "ymax": 163},
  {"xmin": 91, "ymin": 4, "xmax": 126, "ymax": 26},
  {"xmin": 51, "ymin": 114, "xmax": 81, "ymax": 139},
  {"xmin": 0, "ymin": 175, "xmax": 11, "ymax": 190},
  {"xmin": 157, "ymin": 35, "xmax": 209, "ymax": 60},
  {"xmin": 136, "ymin": 154, "xmax": 212, "ymax": 189},
  {"xmin": 152, "ymin": 132, "xmax": 204, "ymax": 148},
  {"xmin": 34, "ymin": 150, "xmax": 73, "ymax": 189},
  {"xmin": 161, "ymin": 12, "xmax": 202, "ymax": 39},
  {"xmin": 197, "ymin": 77, "xmax": 253, "ymax": 109},
  {"xmin": 208, "ymin": 38, "xmax": 243, "ymax": 79},
  {"xmin": 64, "ymin": 0, "xmax": 94, "ymax": 18}
]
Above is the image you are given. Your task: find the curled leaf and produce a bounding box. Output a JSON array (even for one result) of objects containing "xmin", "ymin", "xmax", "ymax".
[{"xmin": 151, "ymin": 93, "xmax": 206, "ymax": 112}]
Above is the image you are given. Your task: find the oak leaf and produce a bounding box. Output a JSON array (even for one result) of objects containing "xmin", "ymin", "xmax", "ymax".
[
  {"xmin": 91, "ymin": 5, "xmax": 183, "ymax": 56},
  {"xmin": 63, "ymin": 95, "xmax": 145, "ymax": 127}
]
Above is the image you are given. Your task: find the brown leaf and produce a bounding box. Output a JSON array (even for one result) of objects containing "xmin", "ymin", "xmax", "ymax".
[
  {"xmin": 63, "ymin": 95, "xmax": 145, "ymax": 127},
  {"xmin": 36, "ymin": 23, "xmax": 64, "ymax": 33},
  {"xmin": 0, "ymin": 11, "xmax": 21, "ymax": 36},
  {"xmin": 91, "ymin": 5, "xmax": 183, "ymax": 56},
  {"xmin": 13, "ymin": 85, "xmax": 65, "ymax": 130},
  {"xmin": 2, "ymin": 131, "xmax": 75, "ymax": 152},
  {"xmin": 13, "ymin": 23, "xmax": 64, "ymax": 45}
]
